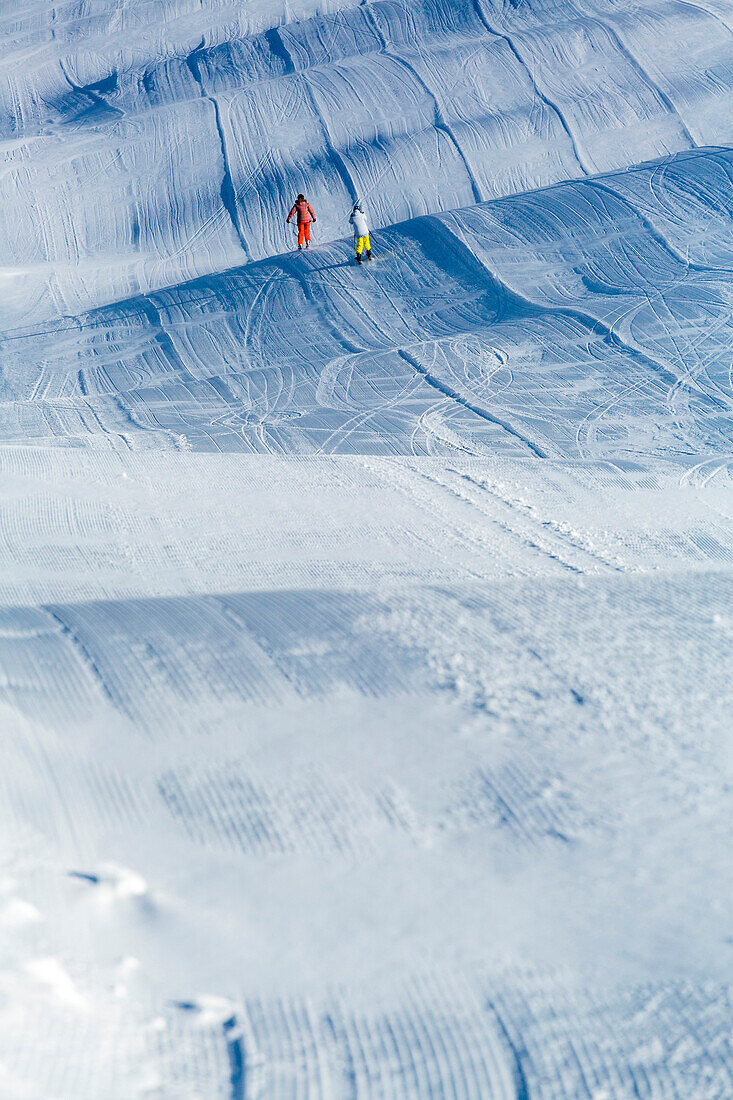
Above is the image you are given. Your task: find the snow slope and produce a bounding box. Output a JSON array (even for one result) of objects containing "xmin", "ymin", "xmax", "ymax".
[
  {"xmin": 1, "ymin": 0, "xmax": 733, "ymax": 1096},
  {"xmin": 3, "ymin": 0, "xmax": 733, "ymax": 323}
]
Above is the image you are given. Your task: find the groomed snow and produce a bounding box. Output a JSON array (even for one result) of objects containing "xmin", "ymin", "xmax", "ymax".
[{"xmin": 1, "ymin": 0, "xmax": 732, "ymax": 1096}]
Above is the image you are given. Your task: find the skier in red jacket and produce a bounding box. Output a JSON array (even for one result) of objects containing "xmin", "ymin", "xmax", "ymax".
[{"xmin": 287, "ymin": 194, "xmax": 316, "ymax": 250}]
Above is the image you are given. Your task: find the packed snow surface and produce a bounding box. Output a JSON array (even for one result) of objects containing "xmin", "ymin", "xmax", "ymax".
[{"xmin": 1, "ymin": 0, "xmax": 733, "ymax": 1095}]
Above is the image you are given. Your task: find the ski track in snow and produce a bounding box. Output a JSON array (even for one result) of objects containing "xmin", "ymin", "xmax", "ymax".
[{"xmin": 1, "ymin": 0, "xmax": 733, "ymax": 1096}]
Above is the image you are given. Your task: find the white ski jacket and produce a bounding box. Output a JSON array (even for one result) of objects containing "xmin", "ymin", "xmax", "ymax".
[{"xmin": 349, "ymin": 207, "xmax": 370, "ymax": 238}]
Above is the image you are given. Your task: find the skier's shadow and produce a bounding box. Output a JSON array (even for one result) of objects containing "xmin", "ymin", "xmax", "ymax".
[{"xmin": 280, "ymin": 259, "xmax": 357, "ymax": 278}]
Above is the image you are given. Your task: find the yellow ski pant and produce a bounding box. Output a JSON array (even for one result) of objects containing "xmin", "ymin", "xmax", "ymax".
[{"xmin": 355, "ymin": 235, "xmax": 371, "ymax": 255}]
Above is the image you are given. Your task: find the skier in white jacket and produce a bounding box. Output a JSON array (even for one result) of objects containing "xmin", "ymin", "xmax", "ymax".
[{"xmin": 349, "ymin": 202, "xmax": 372, "ymax": 263}]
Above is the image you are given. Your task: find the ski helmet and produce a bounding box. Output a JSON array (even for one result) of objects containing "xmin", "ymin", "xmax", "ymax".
[{"xmin": 297, "ymin": 193, "xmax": 305, "ymax": 201}]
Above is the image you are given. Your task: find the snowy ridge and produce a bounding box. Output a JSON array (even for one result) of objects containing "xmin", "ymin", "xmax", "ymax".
[
  {"xmin": 2, "ymin": 0, "xmax": 733, "ymax": 1096},
  {"xmin": 4, "ymin": 147, "xmax": 733, "ymax": 461}
]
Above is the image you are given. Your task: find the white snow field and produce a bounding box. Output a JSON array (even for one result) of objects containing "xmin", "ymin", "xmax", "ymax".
[{"xmin": 2, "ymin": 0, "xmax": 733, "ymax": 1095}]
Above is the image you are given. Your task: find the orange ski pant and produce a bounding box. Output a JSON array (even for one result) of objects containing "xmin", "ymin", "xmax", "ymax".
[{"xmin": 298, "ymin": 222, "xmax": 311, "ymax": 247}]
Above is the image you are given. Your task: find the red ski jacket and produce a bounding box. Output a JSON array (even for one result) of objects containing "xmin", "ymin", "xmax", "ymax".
[{"xmin": 287, "ymin": 199, "xmax": 316, "ymax": 226}]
